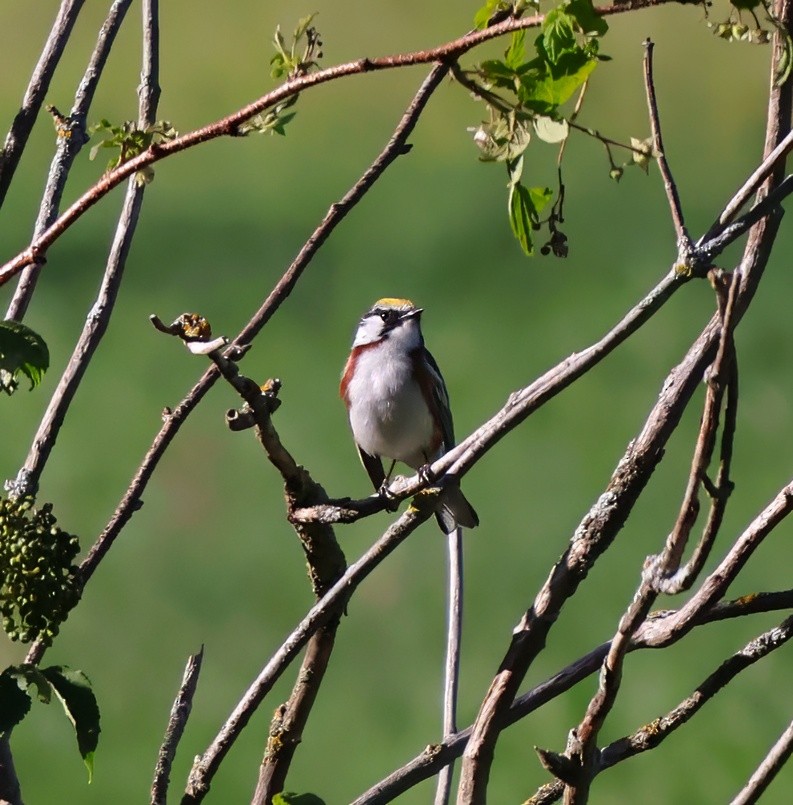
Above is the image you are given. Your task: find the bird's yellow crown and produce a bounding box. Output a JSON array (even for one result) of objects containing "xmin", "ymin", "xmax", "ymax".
[{"xmin": 373, "ymin": 297, "xmax": 415, "ymax": 310}]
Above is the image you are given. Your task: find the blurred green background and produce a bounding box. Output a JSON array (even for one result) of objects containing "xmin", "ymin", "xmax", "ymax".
[{"xmin": 2, "ymin": 1, "xmax": 793, "ymax": 803}]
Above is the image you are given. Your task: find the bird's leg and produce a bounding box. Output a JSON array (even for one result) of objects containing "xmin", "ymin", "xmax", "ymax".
[
  {"xmin": 418, "ymin": 453, "xmax": 436, "ymax": 485},
  {"xmin": 377, "ymin": 460, "xmax": 400, "ymax": 511}
]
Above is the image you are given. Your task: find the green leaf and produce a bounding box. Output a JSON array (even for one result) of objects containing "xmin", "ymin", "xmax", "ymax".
[
  {"xmin": 42, "ymin": 666, "xmax": 101, "ymax": 782},
  {"xmin": 0, "ymin": 320, "xmax": 49, "ymax": 395},
  {"xmin": 293, "ymin": 13, "xmax": 318, "ymax": 40},
  {"xmin": 508, "ymin": 181, "xmax": 553, "ymax": 256},
  {"xmin": 8, "ymin": 664, "xmax": 52, "ymax": 705},
  {"xmin": 566, "ymin": 0, "xmax": 609, "ymax": 37},
  {"xmin": 0, "ymin": 668, "xmax": 33, "ymax": 733},
  {"xmin": 273, "ymin": 794, "xmax": 327, "ymax": 805},
  {"xmin": 505, "ymin": 30, "xmax": 526, "ymax": 70},
  {"xmin": 542, "ymin": 9, "xmax": 576, "ymax": 64},
  {"xmin": 473, "ymin": 0, "xmax": 510, "ymax": 29},
  {"xmin": 519, "ymin": 49, "xmax": 597, "ymax": 112}
]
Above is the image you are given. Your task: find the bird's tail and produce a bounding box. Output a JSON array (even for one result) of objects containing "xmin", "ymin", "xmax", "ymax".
[{"xmin": 435, "ymin": 484, "xmax": 479, "ymax": 533}]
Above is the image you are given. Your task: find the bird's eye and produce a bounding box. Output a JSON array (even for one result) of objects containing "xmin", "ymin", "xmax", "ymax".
[{"xmin": 379, "ymin": 310, "xmax": 389, "ymax": 322}]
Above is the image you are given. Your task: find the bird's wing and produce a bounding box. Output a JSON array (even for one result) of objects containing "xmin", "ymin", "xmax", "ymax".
[
  {"xmin": 422, "ymin": 347, "xmax": 455, "ymax": 450},
  {"xmin": 357, "ymin": 445, "xmax": 386, "ymax": 490}
]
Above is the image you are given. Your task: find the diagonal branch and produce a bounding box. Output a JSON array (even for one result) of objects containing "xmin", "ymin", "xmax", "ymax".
[
  {"xmin": 150, "ymin": 647, "xmax": 204, "ymax": 805},
  {"xmin": 0, "ymin": 0, "xmax": 85, "ymax": 209},
  {"xmin": 182, "ymin": 500, "xmax": 436, "ymax": 804},
  {"xmin": 352, "ymin": 589, "xmax": 793, "ymax": 803},
  {"xmin": 730, "ymin": 717, "xmax": 793, "ymax": 805},
  {"xmin": 528, "ymin": 616, "xmax": 793, "ymax": 804},
  {"xmin": 5, "ymin": 0, "xmax": 134, "ymax": 321},
  {"xmin": 643, "ymin": 38, "xmax": 692, "ymax": 261},
  {"xmin": 0, "ymin": 0, "xmax": 680, "ymax": 286}
]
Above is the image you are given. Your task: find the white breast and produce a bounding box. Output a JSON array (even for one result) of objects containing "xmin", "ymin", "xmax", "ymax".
[{"xmin": 346, "ymin": 340, "xmax": 435, "ymax": 468}]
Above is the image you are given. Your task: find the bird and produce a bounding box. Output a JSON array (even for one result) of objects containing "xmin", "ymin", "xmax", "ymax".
[{"xmin": 340, "ymin": 297, "xmax": 479, "ymax": 533}]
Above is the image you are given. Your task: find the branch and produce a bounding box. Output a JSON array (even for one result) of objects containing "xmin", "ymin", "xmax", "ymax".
[
  {"xmin": 527, "ymin": 615, "xmax": 793, "ymax": 804},
  {"xmin": 643, "ymin": 39, "xmax": 692, "ymax": 261},
  {"xmin": 352, "ymin": 589, "xmax": 793, "ymax": 803},
  {"xmin": 15, "ymin": 60, "xmax": 451, "ymax": 671},
  {"xmin": 730, "ymin": 718, "xmax": 793, "ymax": 805},
  {"xmin": 0, "ymin": 0, "xmax": 678, "ymax": 285},
  {"xmin": 0, "ymin": 0, "xmax": 85, "ymax": 209},
  {"xmin": 180, "ymin": 327, "xmax": 348, "ymax": 801},
  {"xmin": 182, "ymin": 501, "xmax": 436, "ymax": 804},
  {"xmin": 435, "ymin": 527, "xmax": 465, "ymax": 805},
  {"xmin": 151, "ymin": 647, "xmax": 204, "ymax": 805},
  {"xmin": 20, "ymin": 0, "xmax": 162, "ymax": 664},
  {"xmin": 454, "ymin": 205, "xmax": 784, "ymax": 804},
  {"xmin": 4, "ymin": 0, "xmax": 133, "ymax": 321}
]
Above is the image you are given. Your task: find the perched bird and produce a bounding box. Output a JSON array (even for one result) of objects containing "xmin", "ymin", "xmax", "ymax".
[{"xmin": 340, "ymin": 298, "xmax": 479, "ymax": 533}]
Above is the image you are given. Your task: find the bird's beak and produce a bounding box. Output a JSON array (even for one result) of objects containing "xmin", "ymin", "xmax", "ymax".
[{"xmin": 401, "ymin": 308, "xmax": 423, "ymax": 320}]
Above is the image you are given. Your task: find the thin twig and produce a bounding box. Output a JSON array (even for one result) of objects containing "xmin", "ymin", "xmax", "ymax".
[
  {"xmin": 21, "ymin": 0, "xmax": 162, "ymax": 665},
  {"xmin": 5, "ymin": 0, "xmax": 134, "ymax": 321},
  {"xmin": 527, "ymin": 616, "xmax": 793, "ymax": 805},
  {"xmin": 151, "ymin": 647, "xmax": 204, "ymax": 805},
  {"xmin": 182, "ymin": 501, "xmax": 436, "ymax": 804},
  {"xmin": 0, "ymin": 0, "xmax": 678, "ymax": 285},
  {"xmin": 730, "ymin": 718, "xmax": 793, "ymax": 805},
  {"xmin": 643, "ymin": 38, "xmax": 692, "ymax": 262},
  {"xmin": 652, "ymin": 270, "xmax": 740, "ymax": 592},
  {"xmin": 701, "ymin": 128, "xmax": 793, "ymax": 245},
  {"xmin": 435, "ymin": 527, "xmax": 465, "ymax": 805},
  {"xmin": 17, "ymin": 62, "xmax": 451, "ymax": 669},
  {"xmin": 0, "ymin": 0, "xmax": 85, "ymax": 209},
  {"xmin": 194, "ymin": 339, "xmax": 348, "ymax": 800},
  {"xmin": 352, "ymin": 588, "xmax": 793, "ymax": 803}
]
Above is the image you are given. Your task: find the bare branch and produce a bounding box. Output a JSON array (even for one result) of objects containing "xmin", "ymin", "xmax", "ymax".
[
  {"xmin": 730, "ymin": 718, "xmax": 793, "ymax": 805},
  {"xmin": 182, "ymin": 501, "xmax": 435, "ymax": 804},
  {"xmin": 5, "ymin": 0, "xmax": 134, "ymax": 321},
  {"xmin": 643, "ymin": 39, "xmax": 692, "ymax": 261},
  {"xmin": 527, "ymin": 616, "xmax": 793, "ymax": 804},
  {"xmin": 0, "ymin": 0, "xmax": 680, "ymax": 285},
  {"xmin": 0, "ymin": 0, "xmax": 85, "ymax": 209},
  {"xmin": 20, "ymin": 0, "xmax": 162, "ymax": 665},
  {"xmin": 151, "ymin": 647, "xmax": 204, "ymax": 805},
  {"xmin": 352, "ymin": 590, "xmax": 793, "ymax": 803},
  {"xmin": 435, "ymin": 527, "xmax": 465, "ymax": 805}
]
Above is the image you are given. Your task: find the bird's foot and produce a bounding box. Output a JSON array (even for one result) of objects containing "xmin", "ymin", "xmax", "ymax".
[{"xmin": 377, "ymin": 479, "xmax": 400, "ymax": 512}]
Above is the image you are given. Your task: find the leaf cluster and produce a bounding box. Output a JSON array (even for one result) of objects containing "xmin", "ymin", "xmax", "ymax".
[
  {"xmin": 0, "ymin": 320, "xmax": 49, "ymax": 395},
  {"xmin": 0, "ymin": 496, "xmax": 81, "ymax": 646},
  {"xmin": 467, "ymin": 0, "xmax": 609, "ymax": 255},
  {"xmin": 270, "ymin": 14, "xmax": 323, "ymax": 80},
  {"xmin": 89, "ymin": 119, "xmax": 178, "ymax": 184},
  {"xmin": 0, "ymin": 664, "xmax": 100, "ymax": 781}
]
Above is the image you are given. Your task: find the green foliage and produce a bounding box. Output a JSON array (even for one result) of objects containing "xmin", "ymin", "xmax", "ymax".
[
  {"xmin": 239, "ymin": 15, "xmax": 324, "ymax": 137},
  {"xmin": 704, "ymin": 0, "xmax": 793, "ymax": 85},
  {"xmin": 273, "ymin": 793, "xmax": 327, "ymax": 805},
  {"xmin": 89, "ymin": 119, "xmax": 178, "ymax": 184},
  {"xmin": 0, "ymin": 320, "xmax": 49, "ymax": 395},
  {"xmin": 43, "ymin": 666, "xmax": 101, "ymax": 781},
  {"xmin": 465, "ymin": 0, "xmax": 609, "ymax": 256},
  {"xmin": 0, "ymin": 496, "xmax": 81, "ymax": 645},
  {"xmin": 0, "ymin": 665, "xmax": 100, "ymax": 781},
  {"xmin": 237, "ymin": 99, "xmax": 298, "ymax": 137},
  {"xmin": 473, "ymin": 0, "xmax": 537, "ymax": 30},
  {"xmin": 270, "ymin": 14, "xmax": 323, "ymax": 79},
  {"xmin": 507, "ymin": 157, "xmax": 552, "ymax": 255}
]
